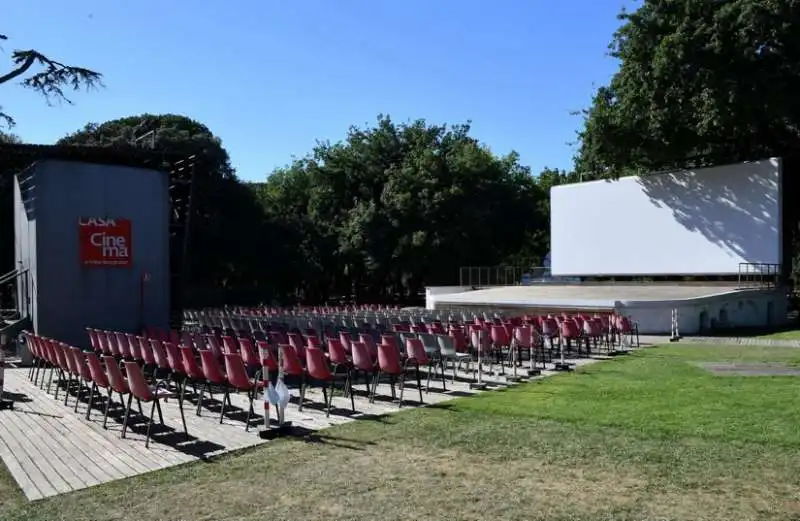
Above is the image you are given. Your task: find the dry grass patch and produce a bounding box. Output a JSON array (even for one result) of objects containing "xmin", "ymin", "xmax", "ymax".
[{"xmin": 3, "ymin": 344, "xmax": 800, "ymax": 520}]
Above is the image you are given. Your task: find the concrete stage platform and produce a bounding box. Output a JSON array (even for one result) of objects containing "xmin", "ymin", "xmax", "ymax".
[{"xmin": 425, "ymin": 284, "xmax": 787, "ymax": 335}]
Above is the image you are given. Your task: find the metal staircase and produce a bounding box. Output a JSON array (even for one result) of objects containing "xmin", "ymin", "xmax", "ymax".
[{"xmin": 0, "ymin": 267, "xmax": 31, "ymax": 362}]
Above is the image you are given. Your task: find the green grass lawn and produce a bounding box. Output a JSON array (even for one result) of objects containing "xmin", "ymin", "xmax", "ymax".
[{"xmin": 2, "ymin": 344, "xmax": 800, "ymax": 520}]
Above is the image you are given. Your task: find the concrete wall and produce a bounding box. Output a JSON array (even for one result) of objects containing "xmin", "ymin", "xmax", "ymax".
[
  {"xmin": 425, "ymin": 285, "xmax": 787, "ymax": 335},
  {"xmin": 425, "ymin": 286, "xmax": 473, "ymax": 309},
  {"xmin": 623, "ymin": 289, "xmax": 787, "ymax": 335},
  {"xmin": 14, "ymin": 160, "xmax": 171, "ymax": 348}
]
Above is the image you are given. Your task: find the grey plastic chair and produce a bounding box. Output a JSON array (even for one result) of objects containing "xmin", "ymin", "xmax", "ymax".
[{"xmin": 436, "ymin": 334, "xmax": 472, "ymax": 382}]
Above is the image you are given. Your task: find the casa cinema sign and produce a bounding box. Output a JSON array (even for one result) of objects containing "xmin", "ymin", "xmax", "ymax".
[{"xmin": 79, "ymin": 217, "xmax": 132, "ymax": 267}]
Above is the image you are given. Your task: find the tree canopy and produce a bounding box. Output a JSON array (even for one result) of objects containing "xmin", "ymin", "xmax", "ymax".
[{"xmin": 576, "ymin": 0, "xmax": 800, "ymax": 176}]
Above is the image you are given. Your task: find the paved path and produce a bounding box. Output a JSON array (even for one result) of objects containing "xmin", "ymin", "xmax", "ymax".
[{"xmin": 640, "ymin": 334, "xmax": 800, "ymax": 348}]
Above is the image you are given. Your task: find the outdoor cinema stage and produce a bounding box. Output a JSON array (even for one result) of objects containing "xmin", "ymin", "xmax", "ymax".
[{"xmin": 425, "ymin": 284, "xmax": 787, "ymax": 335}]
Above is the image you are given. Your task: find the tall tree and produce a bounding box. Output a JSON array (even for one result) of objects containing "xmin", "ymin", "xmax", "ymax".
[
  {"xmin": 577, "ymin": 0, "xmax": 800, "ymax": 175},
  {"xmin": 259, "ymin": 116, "xmax": 549, "ymax": 303},
  {"xmin": 0, "ymin": 33, "xmax": 102, "ymax": 126},
  {"xmin": 59, "ymin": 114, "xmax": 278, "ymax": 306}
]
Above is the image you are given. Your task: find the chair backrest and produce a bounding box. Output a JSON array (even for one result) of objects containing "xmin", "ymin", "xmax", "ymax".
[
  {"xmin": 204, "ymin": 334, "xmax": 223, "ymax": 359},
  {"xmin": 199, "ymin": 349, "xmax": 227, "ymax": 384},
  {"xmin": 256, "ymin": 340, "xmax": 279, "ymax": 371},
  {"xmin": 358, "ymin": 333, "xmax": 376, "ymax": 357},
  {"xmin": 125, "ymin": 333, "xmax": 141, "ymax": 360},
  {"xmin": 137, "ymin": 336, "xmax": 155, "ymax": 364},
  {"xmin": 514, "ymin": 325, "xmax": 532, "ymax": 348},
  {"xmin": 418, "ymin": 333, "xmax": 439, "ymax": 353},
  {"xmin": 351, "ymin": 341, "xmax": 375, "ymax": 371},
  {"xmin": 305, "ymin": 347, "xmax": 332, "ymax": 380},
  {"xmin": 180, "ymin": 345, "xmax": 205, "ymax": 379},
  {"xmin": 105, "ymin": 331, "xmax": 122, "ymax": 357},
  {"xmin": 377, "ymin": 343, "xmax": 403, "ymax": 374},
  {"xmin": 222, "ymin": 335, "xmax": 239, "ymax": 354},
  {"xmin": 405, "ymin": 338, "xmax": 429, "ymax": 365},
  {"xmin": 115, "ymin": 332, "xmax": 132, "ymax": 358},
  {"xmin": 104, "ymin": 355, "xmax": 128, "ymax": 393},
  {"xmin": 70, "ymin": 347, "xmax": 91, "ymax": 379},
  {"xmin": 149, "ymin": 339, "xmax": 170, "ymax": 369},
  {"xmin": 163, "ymin": 342, "xmax": 185, "ymax": 374},
  {"xmin": 561, "ymin": 319, "xmax": 580, "ymax": 338},
  {"xmin": 54, "ymin": 342, "xmax": 70, "ymax": 370},
  {"xmin": 223, "ymin": 353, "xmax": 253, "ymax": 389},
  {"xmin": 327, "ymin": 338, "xmax": 349, "ymax": 366},
  {"xmin": 306, "ymin": 336, "xmax": 322, "ymax": 349},
  {"xmin": 86, "ymin": 352, "xmax": 109, "ymax": 387},
  {"xmin": 288, "ymin": 333, "xmax": 305, "ymax": 358},
  {"xmin": 490, "ymin": 325, "xmax": 508, "ymax": 345},
  {"xmin": 86, "ymin": 328, "xmax": 100, "ymax": 352},
  {"xmin": 279, "ymin": 344, "xmax": 305, "ymax": 376},
  {"xmin": 436, "ymin": 334, "xmax": 457, "ymax": 356},
  {"xmin": 124, "ymin": 361, "xmax": 153, "ymax": 401},
  {"xmin": 238, "ymin": 337, "xmax": 261, "ymax": 369}
]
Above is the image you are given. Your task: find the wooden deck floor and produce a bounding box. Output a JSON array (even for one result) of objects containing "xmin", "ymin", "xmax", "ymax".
[{"xmin": 0, "ymin": 356, "xmax": 602, "ymax": 501}]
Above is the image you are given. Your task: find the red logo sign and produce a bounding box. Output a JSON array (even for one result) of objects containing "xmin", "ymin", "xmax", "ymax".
[{"xmin": 79, "ymin": 218, "xmax": 132, "ymax": 267}]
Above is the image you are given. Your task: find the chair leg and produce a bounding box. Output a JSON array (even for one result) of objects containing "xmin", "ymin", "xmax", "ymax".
[
  {"xmin": 51, "ymin": 369, "xmax": 60, "ymax": 398},
  {"xmin": 244, "ymin": 388, "xmax": 254, "ymax": 432},
  {"xmin": 425, "ymin": 363, "xmax": 432, "ymax": 392},
  {"xmin": 348, "ymin": 373, "xmax": 355, "ymax": 412},
  {"xmin": 86, "ymin": 383, "xmax": 97, "ymax": 421},
  {"xmin": 439, "ymin": 360, "xmax": 447, "ymax": 391},
  {"xmin": 145, "ymin": 400, "xmax": 157, "ymax": 448},
  {"xmin": 398, "ymin": 372, "xmax": 407, "ymax": 408},
  {"xmin": 299, "ymin": 379, "xmax": 307, "ymax": 412},
  {"xmin": 121, "ymin": 394, "xmax": 134, "ymax": 439},
  {"xmin": 370, "ymin": 371, "xmax": 381, "ymax": 403},
  {"xmin": 415, "ymin": 367, "xmax": 423, "ymax": 404},
  {"xmin": 219, "ymin": 388, "xmax": 229, "ymax": 424},
  {"xmin": 325, "ymin": 379, "xmax": 336, "ymax": 417},
  {"xmin": 102, "ymin": 389, "xmax": 113, "ymax": 429},
  {"xmin": 73, "ymin": 380, "xmax": 84, "ymax": 413},
  {"xmin": 177, "ymin": 392, "xmax": 188, "ymax": 440},
  {"xmin": 196, "ymin": 382, "xmax": 207, "ymax": 416}
]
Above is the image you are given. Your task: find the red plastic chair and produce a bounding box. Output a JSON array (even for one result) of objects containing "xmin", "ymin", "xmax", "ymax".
[
  {"xmin": 69, "ymin": 347, "xmax": 93, "ymax": 413},
  {"xmin": 104, "ymin": 354, "xmax": 141, "ymax": 432},
  {"xmin": 198, "ymin": 349, "xmax": 229, "ymax": 419},
  {"xmin": 115, "ymin": 332, "xmax": 133, "ymax": 359},
  {"xmin": 123, "ymin": 360, "xmax": 187, "ymax": 448},
  {"xmin": 303, "ymin": 346, "xmax": 354, "ymax": 416},
  {"xmin": 404, "ymin": 338, "xmax": 429, "ymax": 401},
  {"xmin": 327, "ymin": 339, "xmax": 351, "ymax": 375},
  {"xmin": 85, "ymin": 352, "xmax": 111, "ymax": 422},
  {"xmin": 371, "ymin": 342, "xmax": 411, "ymax": 407},
  {"xmin": 179, "ymin": 345, "xmax": 206, "ymax": 408},
  {"xmin": 222, "ymin": 353, "xmax": 263, "ymax": 430},
  {"xmin": 351, "ymin": 340, "xmax": 378, "ymax": 394},
  {"xmin": 279, "ymin": 344, "xmax": 307, "ymax": 410},
  {"xmin": 50, "ymin": 342, "xmax": 71, "ymax": 400}
]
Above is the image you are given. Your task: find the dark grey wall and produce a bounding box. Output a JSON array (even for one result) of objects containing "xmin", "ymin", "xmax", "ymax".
[{"xmin": 15, "ymin": 159, "xmax": 171, "ymax": 348}]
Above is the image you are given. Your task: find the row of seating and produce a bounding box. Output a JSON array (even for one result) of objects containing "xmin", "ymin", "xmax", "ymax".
[{"xmin": 25, "ymin": 332, "xmax": 187, "ymax": 448}]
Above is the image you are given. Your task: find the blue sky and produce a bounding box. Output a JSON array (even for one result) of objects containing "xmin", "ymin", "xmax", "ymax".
[{"xmin": 5, "ymin": 1, "xmax": 630, "ymax": 182}]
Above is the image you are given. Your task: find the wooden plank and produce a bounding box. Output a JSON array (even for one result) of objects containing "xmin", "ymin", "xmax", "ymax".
[
  {"xmin": 4, "ymin": 395, "xmax": 92, "ymax": 493},
  {"xmin": 5, "ymin": 371, "xmax": 160, "ymax": 475},
  {"xmin": 0, "ymin": 423, "xmax": 47, "ymax": 500},
  {"xmin": 13, "ymin": 397, "xmax": 121, "ymax": 485},
  {"xmin": 0, "ymin": 413, "xmax": 68, "ymax": 497}
]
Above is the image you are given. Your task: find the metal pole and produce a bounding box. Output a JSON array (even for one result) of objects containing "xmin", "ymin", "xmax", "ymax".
[{"xmin": 0, "ymin": 345, "xmax": 12, "ymax": 410}]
